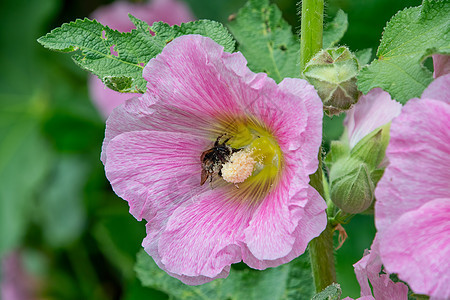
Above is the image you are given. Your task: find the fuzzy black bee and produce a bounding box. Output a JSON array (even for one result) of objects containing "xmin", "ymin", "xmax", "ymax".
[{"xmin": 200, "ymin": 135, "xmax": 239, "ymax": 186}]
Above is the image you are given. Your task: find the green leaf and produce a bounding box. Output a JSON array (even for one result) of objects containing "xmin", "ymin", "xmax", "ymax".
[
  {"xmin": 311, "ymin": 283, "xmax": 342, "ymax": 300},
  {"xmin": 323, "ymin": 10, "xmax": 348, "ymax": 48},
  {"xmin": 135, "ymin": 249, "xmax": 314, "ymax": 300},
  {"xmin": 149, "ymin": 20, "xmax": 236, "ymax": 53},
  {"xmin": 38, "ymin": 18, "xmax": 235, "ymax": 93},
  {"xmin": 357, "ymin": 0, "xmax": 450, "ymax": 103},
  {"xmin": 227, "ymin": 0, "xmax": 300, "ymax": 82}
]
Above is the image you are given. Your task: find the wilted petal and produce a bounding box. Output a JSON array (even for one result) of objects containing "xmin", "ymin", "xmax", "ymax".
[{"xmin": 353, "ymin": 238, "xmax": 408, "ymax": 300}]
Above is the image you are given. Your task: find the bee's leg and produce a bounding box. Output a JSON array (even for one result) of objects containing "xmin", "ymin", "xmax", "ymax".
[
  {"xmin": 222, "ymin": 137, "xmax": 231, "ymax": 144},
  {"xmin": 209, "ymin": 174, "xmax": 214, "ymax": 189}
]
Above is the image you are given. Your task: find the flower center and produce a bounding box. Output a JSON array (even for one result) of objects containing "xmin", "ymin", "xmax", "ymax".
[{"xmin": 208, "ymin": 115, "xmax": 283, "ymax": 203}]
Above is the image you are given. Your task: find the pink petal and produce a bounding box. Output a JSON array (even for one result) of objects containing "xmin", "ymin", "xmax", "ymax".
[
  {"xmin": 353, "ymin": 238, "xmax": 408, "ymax": 300},
  {"xmin": 104, "ymin": 130, "xmax": 210, "ymax": 220},
  {"xmin": 375, "ymin": 98, "xmax": 450, "ymax": 232},
  {"xmin": 101, "ymin": 94, "xmax": 156, "ymax": 164},
  {"xmin": 278, "ymin": 78, "xmax": 324, "ymax": 174},
  {"xmin": 432, "ymin": 54, "xmax": 450, "ymax": 78},
  {"xmin": 345, "ymin": 88, "xmax": 402, "ymax": 149},
  {"xmin": 380, "ymin": 198, "xmax": 450, "ymax": 299},
  {"xmin": 421, "ymin": 74, "xmax": 450, "ymax": 104},
  {"xmin": 143, "ymin": 35, "xmax": 266, "ymax": 119},
  {"xmin": 242, "ymin": 185, "xmax": 327, "ymax": 269},
  {"xmin": 145, "ymin": 190, "xmax": 251, "ymax": 283}
]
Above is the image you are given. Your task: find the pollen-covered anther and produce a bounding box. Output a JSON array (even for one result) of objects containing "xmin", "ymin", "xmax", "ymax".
[{"xmin": 221, "ymin": 149, "xmax": 256, "ymax": 184}]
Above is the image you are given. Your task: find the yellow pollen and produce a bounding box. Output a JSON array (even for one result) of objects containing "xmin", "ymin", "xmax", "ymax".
[{"xmin": 221, "ymin": 150, "xmax": 256, "ymax": 184}]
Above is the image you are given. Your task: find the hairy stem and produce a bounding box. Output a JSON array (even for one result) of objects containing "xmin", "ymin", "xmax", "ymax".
[
  {"xmin": 309, "ymin": 223, "xmax": 337, "ymax": 293},
  {"xmin": 309, "ymin": 151, "xmax": 337, "ymax": 292},
  {"xmin": 300, "ymin": 0, "xmax": 334, "ymax": 292},
  {"xmin": 299, "ymin": 0, "xmax": 324, "ymax": 72}
]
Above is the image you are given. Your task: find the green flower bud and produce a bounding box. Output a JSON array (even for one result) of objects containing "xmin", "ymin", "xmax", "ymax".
[
  {"xmin": 329, "ymin": 157, "xmax": 374, "ymax": 214},
  {"xmin": 303, "ymin": 47, "xmax": 360, "ymax": 115}
]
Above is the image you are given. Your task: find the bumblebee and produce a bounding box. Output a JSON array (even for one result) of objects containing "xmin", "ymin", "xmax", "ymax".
[{"xmin": 200, "ymin": 135, "xmax": 239, "ymax": 186}]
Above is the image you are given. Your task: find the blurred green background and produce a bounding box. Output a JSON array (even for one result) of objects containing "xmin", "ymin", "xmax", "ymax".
[{"xmin": 0, "ymin": 0, "xmax": 420, "ymax": 299}]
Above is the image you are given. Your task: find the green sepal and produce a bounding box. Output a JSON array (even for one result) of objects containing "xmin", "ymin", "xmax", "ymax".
[
  {"xmin": 323, "ymin": 9, "xmax": 348, "ymax": 48},
  {"xmin": 355, "ymin": 48, "xmax": 373, "ymax": 66},
  {"xmin": 324, "ymin": 140, "xmax": 350, "ymax": 168},
  {"xmin": 351, "ymin": 122, "xmax": 391, "ymax": 170}
]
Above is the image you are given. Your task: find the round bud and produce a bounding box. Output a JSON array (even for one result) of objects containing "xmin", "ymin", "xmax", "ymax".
[
  {"xmin": 303, "ymin": 47, "xmax": 360, "ymax": 115},
  {"xmin": 329, "ymin": 157, "xmax": 375, "ymax": 214}
]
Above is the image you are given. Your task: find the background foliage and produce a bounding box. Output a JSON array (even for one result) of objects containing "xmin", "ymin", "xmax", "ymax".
[{"xmin": 0, "ymin": 0, "xmax": 421, "ymax": 299}]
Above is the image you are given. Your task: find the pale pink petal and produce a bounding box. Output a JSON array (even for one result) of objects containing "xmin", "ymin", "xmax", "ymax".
[
  {"xmin": 433, "ymin": 54, "xmax": 450, "ymax": 78},
  {"xmin": 101, "ymin": 94, "xmax": 155, "ymax": 163},
  {"xmin": 353, "ymin": 238, "xmax": 408, "ymax": 300},
  {"xmin": 380, "ymin": 198, "xmax": 450, "ymax": 299},
  {"xmin": 242, "ymin": 185, "xmax": 327, "ymax": 269},
  {"xmin": 145, "ymin": 191, "xmax": 250, "ymax": 283},
  {"xmin": 105, "ymin": 130, "xmax": 210, "ymax": 220},
  {"xmin": 278, "ymin": 78, "xmax": 324, "ymax": 174},
  {"xmin": 143, "ymin": 35, "xmax": 264, "ymax": 119},
  {"xmin": 343, "ymin": 297, "xmax": 375, "ymax": 300},
  {"xmin": 243, "ymin": 169, "xmax": 298, "ymax": 262},
  {"xmin": 89, "ymin": 0, "xmax": 194, "ymax": 118},
  {"xmin": 421, "ymin": 74, "xmax": 450, "ymax": 104},
  {"xmin": 345, "ymin": 88, "xmax": 402, "ymax": 149},
  {"xmin": 375, "ymin": 98, "xmax": 450, "ymax": 232}
]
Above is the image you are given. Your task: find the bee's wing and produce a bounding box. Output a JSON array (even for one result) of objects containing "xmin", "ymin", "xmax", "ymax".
[{"xmin": 200, "ymin": 169, "xmax": 209, "ymax": 186}]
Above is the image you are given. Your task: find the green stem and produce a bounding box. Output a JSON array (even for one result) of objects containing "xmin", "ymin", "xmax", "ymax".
[
  {"xmin": 309, "ymin": 151, "xmax": 337, "ymax": 292},
  {"xmin": 299, "ymin": 0, "xmax": 324, "ymax": 72},
  {"xmin": 309, "ymin": 223, "xmax": 337, "ymax": 293},
  {"xmin": 300, "ymin": 0, "xmax": 333, "ymax": 292}
]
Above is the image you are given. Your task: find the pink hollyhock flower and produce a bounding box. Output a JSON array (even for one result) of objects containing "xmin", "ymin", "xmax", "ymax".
[
  {"xmin": 375, "ymin": 71, "xmax": 450, "ymax": 299},
  {"xmin": 101, "ymin": 34, "xmax": 327, "ymax": 284},
  {"xmin": 344, "ymin": 88, "xmax": 402, "ymax": 149},
  {"xmin": 89, "ymin": 0, "xmax": 194, "ymax": 118},
  {"xmin": 344, "ymin": 238, "xmax": 408, "ymax": 300}
]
